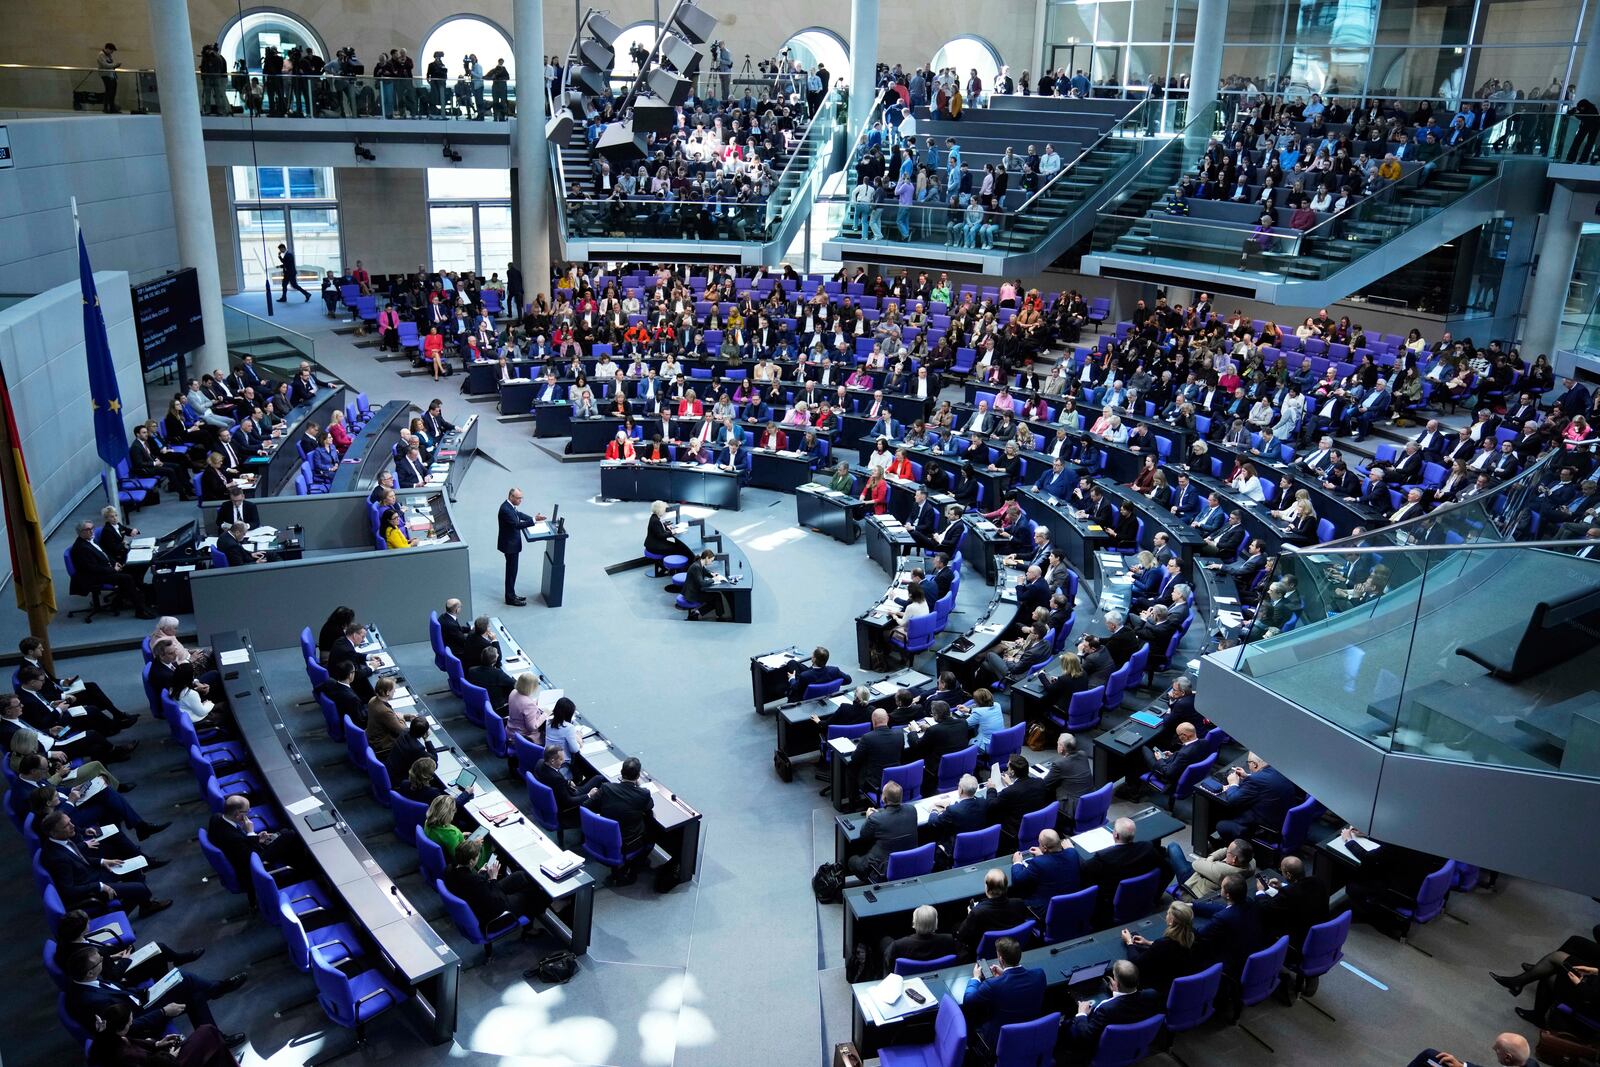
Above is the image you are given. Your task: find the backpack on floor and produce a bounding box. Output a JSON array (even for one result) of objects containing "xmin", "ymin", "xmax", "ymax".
[
  {"xmin": 525, "ymin": 951, "xmax": 578, "ymax": 985},
  {"xmin": 811, "ymin": 862, "xmax": 845, "ymax": 904}
]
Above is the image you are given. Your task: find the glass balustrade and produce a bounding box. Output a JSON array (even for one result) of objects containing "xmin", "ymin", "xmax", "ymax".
[{"xmin": 1229, "ymin": 449, "xmax": 1600, "ymax": 779}]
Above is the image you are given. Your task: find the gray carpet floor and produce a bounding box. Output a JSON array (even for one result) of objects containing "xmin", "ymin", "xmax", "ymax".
[{"xmin": 0, "ymin": 292, "xmax": 1594, "ymax": 1067}]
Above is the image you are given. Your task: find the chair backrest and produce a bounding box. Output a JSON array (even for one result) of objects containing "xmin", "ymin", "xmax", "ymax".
[
  {"xmin": 1066, "ymin": 686, "xmax": 1104, "ymax": 731},
  {"xmin": 802, "ymin": 678, "xmax": 845, "ymax": 700},
  {"xmin": 315, "ymin": 693, "xmax": 345, "ymax": 740},
  {"xmin": 930, "ymin": 993, "xmax": 969, "ymax": 1067},
  {"xmin": 436, "ymin": 876, "xmax": 488, "ymax": 944},
  {"xmin": 976, "ymin": 919, "xmax": 1037, "ymax": 960},
  {"xmin": 279, "ymin": 900, "xmax": 318, "ymax": 972},
  {"xmin": 513, "ymin": 733, "xmax": 546, "ymax": 774},
  {"xmin": 309, "ymin": 944, "xmax": 359, "ymax": 1028},
  {"xmin": 513, "ymin": 767, "xmax": 558, "ymax": 831},
  {"xmin": 343, "ymin": 715, "xmax": 369, "ymax": 769},
  {"xmin": 1043, "ymin": 886, "xmax": 1098, "ymax": 944},
  {"xmin": 1112, "ymin": 867, "xmax": 1164, "ymax": 923},
  {"xmin": 885, "ymin": 842, "xmax": 937, "ymax": 880},
  {"xmin": 484, "ymin": 707, "xmax": 509, "ymax": 759},
  {"xmin": 988, "ymin": 723, "xmax": 1026, "ymax": 767},
  {"xmin": 1073, "ymin": 781, "xmax": 1114, "ymax": 834},
  {"xmin": 1279, "ymin": 795, "xmax": 1319, "ymax": 854},
  {"xmin": 993, "ymin": 1011, "xmax": 1061, "ymax": 1067},
  {"xmin": 1090, "ymin": 1012, "xmax": 1166, "ymax": 1067},
  {"xmin": 389, "ymin": 789, "xmax": 428, "ymax": 842},
  {"xmin": 937, "ymin": 746, "xmax": 980, "ymax": 793},
  {"xmin": 363, "ymin": 748, "xmax": 392, "ymax": 806},
  {"xmin": 1410, "ymin": 860, "xmax": 1457, "ymax": 924},
  {"xmin": 43, "ymin": 938, "xmax": 66, "ymax": 990},
  {"xmin": 894, "ymin": 954, "xmax": 960, "ymax": 977},
  {"xmin": 579, "ymin": 806, "xmax": 624, "ymax": 865},
  {"xmin": 882, "ymin": 759, "xmax": 926, "ymax": 802},
  {"xmin": 1298, "ymin": 909, "xmax": 1352, "ymax": 978},
  {"xmin": 1102, "ymin": 661, "xmax": 1131, "ymax": 710},
  {"xmin": 415, "ymin": 825, "xmax": 446, "ymax": 883},
  {"xmin": 249, "ymin": 852, "xmax": 284, "ymax": 927},
  {"xmin": 1017, "ymin": 802, "xmax": 1059, "ymax": 849},
  {"xmin": 1171, "ymin": 751, "xmax": 1220, "ymax": 800},
  {"xmin": 1239, "ymin": 935, "xmax": 1291, "ymax": 1007},
  {"xmin": 196, "ymin": 826, "xmax": 242, "ymax": 894},
  {"xmin": 299, "ymin": 626, "xmax": 317, "ymax": 662},
  {"xmin": 1165, "ymin": 962, "xmax": 1224, "ymax": 1032},
  {"xmin": 459, "ymin": 681, "xmax": 490, "ymax": 728},
  {"xmin": 951, "ymin": 823, "xmax": 1002, "ymax": 866}
]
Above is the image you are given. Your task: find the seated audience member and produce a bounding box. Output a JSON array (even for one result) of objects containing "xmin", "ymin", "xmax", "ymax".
[
  {"xmin": 39, "ymin": 809, "xmax": 170, "ymax": 917},
  {"xmin": 927, "ymin": 774, "xmax": 993, "ymax": 843},
  {"xmin": 443, "ymin": 836, "xmax": 550, "ymax": 928},
  {"xmin": 1122, "ymin": 901, "xmax": 1201, "ymax": 996},
  {"xmin": 1009, "ymin": 829, "xmax": 1080, "ymax": 912},
  {"xmin": 956, "ymin": 868, "xmax": 1034, "ymax": 953},
  {"xmin": 582, "ymin": 756, "xmax": 656, "ymax": 885},
  {"xmin": 466, "ymin": 645, "xmax": 517, "ymax": 713},
  {"xmin": 1066, "ymin": 960, "xmax": 1162, "ymax": 1057},
  {"xmin": 1039, "ymin": 731, "xmax": 1094, "ymax": 814},
  {"xmin": 68, "ymin": 520, "xmax": 155, "ymax": 618},
  {"xmin": 846, "ymin": 779, "xmax": 918, "ymax": 884},
  {"xmin": 1405, "ymin": 1033, "xmax": 1536, "ymax": 1067},
  {"xmin": 205, "ymin": 792, "xmax": 304, "ymax": 891},
  {"xmin": 1255, "ymin": 855, "xmax": 1331, "ymax": 954},
  {"xmin": 882, "ymin": 904, "xmax": 968, "ymax": 978},
  {"xmin": 364, "ymin": 676, "xmax": 412, "ymax": 757},
  {"xmin": 1214, "ymin": 751, "xmax": 1296, "ymax": 844},
  {"xmin": 1169, "ymin": 837, "xmax": 1257, "ymax": 900},
  {"xmin": 317, "ymin": 659, "xmax": 365, "ymax": 728},
  {"xmin": 962, "ymin": 935, "xmax": 1047, "ymax": 1049},
  {"xmin": 506, "ymin": 672, "xmax": 545, "ymax": 743},
  {"xmin": 985, "ymin": 753, "xmax": 1054, "ymax": 852}
]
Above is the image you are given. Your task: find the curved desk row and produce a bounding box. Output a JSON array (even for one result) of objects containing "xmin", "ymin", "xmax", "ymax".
[
  {"xmin": 215, "ymin": 629, "xmax": 461, "ymax": 1044},
  {"xmin": 599, "ymin": 459, "xmax": 742, "ymax": 510},
  {"xmin": 328, "ymin": 401, "xmax": 411, "ymax": 494},
  {"xmin": 487, "ymin": 618, "xmax": 704, "ymax": 885}
]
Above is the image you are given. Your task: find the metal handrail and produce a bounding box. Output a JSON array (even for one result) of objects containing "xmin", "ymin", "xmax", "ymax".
[
  {"xmin": 1010, "ymin": 98, "xmax": 1156, "ymax": 217},
  {"xmin": 1094, "ymin": 102, "xmax": 1222, "ymax": 219}
]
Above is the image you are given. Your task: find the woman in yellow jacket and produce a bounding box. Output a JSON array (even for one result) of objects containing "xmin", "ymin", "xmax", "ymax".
[{"xmin": 382, "ymin": 509, "xmax": 413, "ymax": 549}]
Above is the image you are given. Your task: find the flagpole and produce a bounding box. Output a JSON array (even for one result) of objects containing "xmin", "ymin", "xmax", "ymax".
[{"xmin": 74, "ymin": 196, "xmax": 120, "ymax": 515}]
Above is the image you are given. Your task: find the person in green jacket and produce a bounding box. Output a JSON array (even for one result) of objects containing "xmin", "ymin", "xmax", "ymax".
[{"xmin": 425, "ymin": 794, "xmax": 489, "ymax": 869}]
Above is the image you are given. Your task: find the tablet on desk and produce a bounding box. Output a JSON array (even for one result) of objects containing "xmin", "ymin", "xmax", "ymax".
[
  {"xmin": 455, "ymin": 768, "xmax": 481, "ymax": 791},
  {"xmin": 1065, "ymin": 960, "xmax": 1112, "ymax": 988},
  {"xmin": 468, "ymin": 825, "xmax": 490, "ymax": 843}
]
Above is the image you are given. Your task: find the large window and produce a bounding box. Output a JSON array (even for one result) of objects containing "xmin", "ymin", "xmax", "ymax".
[
  {"xmin": 420, "ymin": 16, "xmax": 517, "ymax": 80},
  {"xmin": 219, "ymin": 10, "xmax": 325, "ymax": 71},
  {"xmin": 231, "ymin": 167, "xmax": 341, "ymax": 292},
  {"xmin": 931, "ymin": 36, "xmax": 1003, "ymax": 94},
  {"xmin": 610, "ymin": 23, "xmax": 660, "ymax": 81},
  {"xmin": 427, "ymin": 169, "xmax": 512, "ymax": 277}
]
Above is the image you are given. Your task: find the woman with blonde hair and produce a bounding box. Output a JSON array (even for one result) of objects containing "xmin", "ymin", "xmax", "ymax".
[
  {"xmin": 424, "ymin": 793, "xmax": 490, "ymax": 868},
  {"xmin": 1121, "ymin": 900, "xmax": 1199, "ymax": 995},
  {"xmin": 9, "ymin": 729, "xmax": 119, "ymax": 790},
  {"xmin": 506, "ymin": 672, "xmax": 545, "ymax": 742}
]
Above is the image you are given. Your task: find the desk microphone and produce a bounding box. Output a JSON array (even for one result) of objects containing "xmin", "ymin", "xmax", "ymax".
[{"xmin": 389, "ymin": 885, "xmax": 413, "ymax": 916}]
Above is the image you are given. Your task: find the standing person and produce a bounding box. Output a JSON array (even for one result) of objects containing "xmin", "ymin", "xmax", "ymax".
[
  {"xmin": 96, "ymin": 43, "xmax": 120, "ymax": 113},
  {"xmin": 506, "ymin": 261, "xmax": 524, "ymax": 318},
  {"xmin": 276, "ymin": 243, "xmax": 310, "ymax": 302},
  {"xmin": 497, "ymin": 487, "xmax": 546, "ymax": 606}
]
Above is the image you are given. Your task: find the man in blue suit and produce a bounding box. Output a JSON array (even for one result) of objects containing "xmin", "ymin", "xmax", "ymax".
[
  {"xmin": 785, "ymin": 646, "xmax": 849, "ymax": 701},
  {"xmin": 1067, "ymin": 960, "xmax": 1162, "ymax": 1057},
  {"xmin": 1008, "ymin": 828, "xmax": 1080, "ymax": 912},
  {"xmin": 908, "ymin": 488, "xmax": 942, "ymax": 550},
  {"xmin": 1169, "ymin": 472, "xmax": 1202, "ymax": 518},
  {"xmin": 718, "ymin": 437, "xmax": 752, "ymax": 485},
  {"xmin": 963, "ymin": 936, "xmax": 1047, "ymax": 1049},
  {"xmin": 1189, "ymin": 492, "xmax": 1227, "ymax": 535},
  {"xmin": 1196, "ymin": 873, "xmax": 1267, "ymax": 983},
  {"xmin": 1034, "ymin": 456, "xmax": 1078, "ymax": 500},
  {"xmin": 1215, "ymin": 752, "xmax": 1296, "ymax": 844},
  {"xmin": 496, "ymin": 487, "xmax": 544, "ymax": 606},
  {"xmin": 927, "ymin": 773, "xmax": 992, "ymax": 843},
  {"xmin": 62, "ymin": 945, "xmax": 242, "ymax": 1043}
]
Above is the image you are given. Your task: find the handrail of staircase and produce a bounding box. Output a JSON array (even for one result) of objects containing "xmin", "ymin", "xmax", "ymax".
[
  {"xmin": 1010, "ymin": 97, "xmax": 1161, "ymax": 218},
  {"xmin": 1092, "ymin": 101, "xmax": 1223, "ymax": 221},
  {"xmin": 762, "ymin": 89, "xmax": 841, "ymax": 231},
  {"xmin": 1294, "ymin": 112, "xmax": 1520, "ymax": 246}
]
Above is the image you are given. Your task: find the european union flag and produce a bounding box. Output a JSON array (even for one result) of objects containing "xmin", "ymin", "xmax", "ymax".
[{"xmin": 79, "ymin": 230, "xmax": 128, "ymax": 468}]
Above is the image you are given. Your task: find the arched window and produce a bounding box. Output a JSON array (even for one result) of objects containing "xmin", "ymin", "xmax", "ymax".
[
  {"xmin": 931, "ymin": 36, "xmax": 1003, "ymax": 95},
  {"xmin": 219, "ymin": 10, "xmax": 326, "ymax": 72},
  {"xmin": 420, "ymin": 16, "xmax": 517, "ymax": 80},
  {"xmin": 783, "ymin": 28, "xmax": 849, "ymax": 79},
  {"xmin": 610, "ymin": 23, "xmax": 660, "ymax": 81}
]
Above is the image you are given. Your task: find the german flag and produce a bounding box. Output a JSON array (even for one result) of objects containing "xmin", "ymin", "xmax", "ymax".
[{"xmin": 0, "ymin": 363, "xmax": 57, "ymax": 632}]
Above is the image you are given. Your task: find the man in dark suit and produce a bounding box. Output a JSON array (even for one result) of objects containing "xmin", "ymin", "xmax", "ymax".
[
  {"xmin": 328, "ymin": 622, "xmax": 377, "ymax": 702},
  {"xmin": 1255, "ymin": 856, "xmax": 1330, "ymax": 955},
  {"xmin": 852, "ymin": 709, "xmax": 904, "ymax": 802},
  {"xmin": 1150, "ymin": 676, "xmax": 1204, "ymax": 749},
  {"xmin": 67, "ymin": 520, "xmax": 153, "ymax": 618},
  {"xmin": 927, "ymin": 774, "xmax": 992, "ymax": 843},
  {"xmin": 62, "ymin": 946, "xmax": 243, "ymax": 1044},
  {"xmin": 583, "ymin": 757, "xmax": 655, "ymax": 884},
  {"xmin": 1121, "ymin": 722, "xmax": 1207, "ymax": 800},
  {"xmin": 1015, "ymin": 565, "xmax": 1050, "ymax": 617},
  {"xmin": 986, "ymin": 754, "xmax": 1055, "ymax": 851},
  {"xmin": 532, "ymin": 747, "xmax": 585, "ymax": 829},
  {"xmin": 1039, "ymin": 732, "xmax": 1095, "ymax": 815},
  {"xmin": 442, "ymin": 837, "xmax": 549, "ymax": 926},
  {"xmin": 1081, "ymin": 817, "xmax": 1171, "ymax": 922},
  {"xmin": 956, "ymin": 868, "xmax": 1035, "ymax": 954},
  {"xmin": 497, "ymin": 487, "xmax": 543, "ymax": 605},
  {"xmin": 1066, "ymin": 960, "xmax": 1162, "ymax": 1057},
  {"xmin": 217, "ymin": 522, "xmax": 264, "ymax": 567},
  {"xmin": 206, "ymin": 794, "xmax": 303, "ymax": 889},
  {"xmin": 1196, "ymin": 873, "xmax": 1267, "ymax": 983},
  {"xmin": 438, "ymin": 597, "xmax": 468, "ymax": 659},
  {"xmin": 908, "ymin": 488, "xmax": 941, "ymax": 550},
  {"xmin": 39, "ymin": 810, "xmax": 167, "ymax": 916},
  {"xmin": 786, "ymin": 646, "xmax": 851, "ymax": 702},
  {"xmin": 396, "ymin": 445, "xmax": 429, "ymax": 488},
  {"xmin": 1216, "ymin": 752, "xmax": 1297, "ymax": 843},
  {"xmin": 962, "ymin": 934, "xmax": 1047, "ymax": 1048},
  {"xmin": 910, "ymin": 700, "xmax": 971, "ymax": 792},
  {"xmin": 1102, "ymin": 610, "xmax": 1141, "ymax": 667},
  {"xmin": 215, "ymin": 487, "xmax": 259, "ymax": 534},
  {"xmin": 1198, "ymin": 511, "xmax": 1246, "ymax": 559},
  {"xmin": 317, "ymin": 659, "xmax": 365, "ymax": 729},
  {"xmin": 1406, "ymin": 1034, "xmax": 1538, "ymax": 1067},
  {"xmin": 383, "ymin": 717, "xmax": 431, "ymax": 782},
  {"xmin": 882, "ymin": 904, "xmax": 967, "ymax": 976},
  {"xmin": 1009, "ymin": 828, "xmax": 1080, "ymax": 912},
  {"xmin": 1209, "ymin": 539, "xmax": 1266, "ymax": 600},
  {"xmin": 465, "ymin": 645, "xmax": 517, "ymax": 713},
  {"xmin": 1035, "ymin": 456, "xmax": 1078, "ymax": 500},
  {"xmin": 846, "ymin": 779, "xmax": 919, "ymax": 884}
]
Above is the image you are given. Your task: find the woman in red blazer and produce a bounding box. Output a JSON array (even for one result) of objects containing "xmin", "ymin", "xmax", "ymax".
[
  {"xmin": 886, "ymin": 447, "xmax": 917, "ymax": 482},
  {"xmin": 860, "ymin": 467, "xmax": 889, "ymax": 515},
  {"xmin": 605, "ymin": 432, "xmax": 636, "ymax": 461}
]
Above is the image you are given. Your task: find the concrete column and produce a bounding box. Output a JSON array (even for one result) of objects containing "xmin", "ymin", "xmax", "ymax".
[
  {"xmin": 513, "ymin": 0, "xmax": 551, "ymax": 296},
  {"xmin": 147, "ymin": 0, "xmax": 228, "ymax": 367},
  {"xmin": 1032, "ymin": 0, "xmax": 1050, "ymax": 89},
  {"xmin": 1189, "ymin": 0, "xmax": 1228, "ymax": 110},
  {"xmin": 1520, "ymin": 184, "xmax": 1581, "ymax": 359},
  {"xmin": 847, "ymin": 0, "xmax": 880, "ymax": 143}
]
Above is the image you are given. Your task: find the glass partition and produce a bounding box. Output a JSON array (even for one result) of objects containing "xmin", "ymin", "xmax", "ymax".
[{"xmin": 223, "ymin": 304, "xmax": 317, "ymax": 380}]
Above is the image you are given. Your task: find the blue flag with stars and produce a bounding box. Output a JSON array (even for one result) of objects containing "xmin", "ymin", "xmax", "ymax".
[{"xmin": 79, "ymin": 230, "xmax": 128, "ymax": 468}]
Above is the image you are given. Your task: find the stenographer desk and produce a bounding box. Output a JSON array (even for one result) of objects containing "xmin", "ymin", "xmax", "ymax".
[
  {"xmin": 673, "ymin": 515, "xmax": 755, "ymax": 623},
  {"xmin": 489, "ymin": 618, "xmax": 703, "ymax": 884},
  {"xmin": 217, "ymin": 630, "xmax": 461, "ymax": 1043},
  {"xmin": 600, "ymin": 460, "xmax": 741, "ymax": 511}
]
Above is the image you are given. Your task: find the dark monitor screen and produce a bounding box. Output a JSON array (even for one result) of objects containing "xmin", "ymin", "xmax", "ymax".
[{"xmin": 130, "ymin": 269, "xmax": 205, "ymax": 368}]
